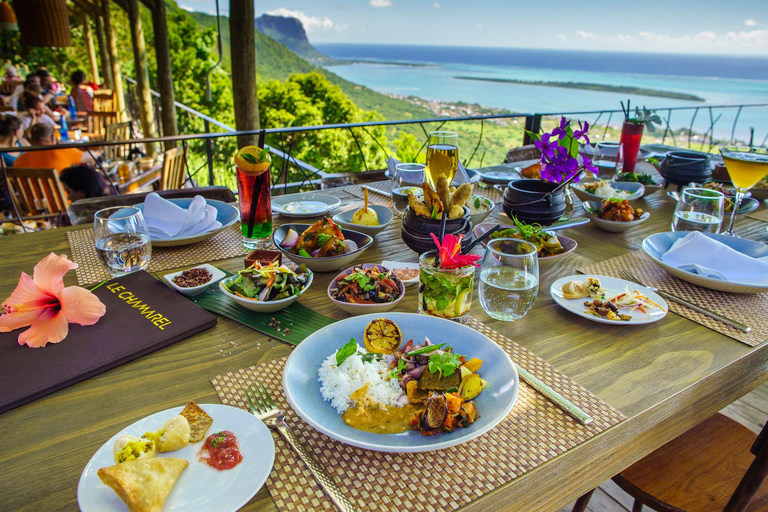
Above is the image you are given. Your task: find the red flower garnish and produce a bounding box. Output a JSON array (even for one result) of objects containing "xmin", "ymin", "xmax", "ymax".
[{"xmin": 430, "ymin": 233, "xmax": 481, "ymax": 270}]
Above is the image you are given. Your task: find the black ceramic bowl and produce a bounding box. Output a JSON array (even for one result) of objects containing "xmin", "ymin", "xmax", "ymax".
[
  {"xmin": 502, "ymin": 179, "xmax": 566, "ymax": 226},
  {"xmin": 401, "ymin": 205, "xmax": 470, "ymax": 234},
  {"xmin": 401, "ymin": 221, "xmax": 474, "ymax": 254},
  {"xmin": 661, "ymin": 151, "xmax": 712, "ymax": 186}
]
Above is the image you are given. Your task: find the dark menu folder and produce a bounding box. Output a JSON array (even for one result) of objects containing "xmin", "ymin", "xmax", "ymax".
[{"xmin": 0, "ymin": 271, "xmax": 217, "ymax": 414}]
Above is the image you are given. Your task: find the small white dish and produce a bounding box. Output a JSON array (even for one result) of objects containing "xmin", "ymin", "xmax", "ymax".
[
  {"xmin": 381, "ymin": 260, "xmax": 419, "ymax": 286},
  {"xmin": 332, "ymin": 204, "xmax": 393, "ymax": 237},
  {"xmin": 583, "ymin": 201, "xmax": 650, "ymax": 233},
  {"xmin": 218, "ymin": 269, "xmax": 313, "ymax": 313},
  {"xmin": 163, "ymin": 264, "xmax": 226, "ymax": 297},
  {"xmin": 271, "ymin": 192, "xmax": 341, "ymax": 218},
  {"xmin": 572, "ymin": 180, "xmax": 645, "ymax": 203},
  {"xmin": 467, "ymin": 195, "xmax": 494, "ymax": 226}
]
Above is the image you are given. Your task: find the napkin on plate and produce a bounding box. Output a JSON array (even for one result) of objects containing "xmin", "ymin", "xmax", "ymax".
[
  {"xmin": 660, "ymin": 231, "xmax": 768, "ymax": 285},
  {"xmin": 142, "ymin": 193, "xmax": 221, "ymax": 239},
  {"xmin": 386, "ymin": 157, "xmax": 471, "ymax": 186}
]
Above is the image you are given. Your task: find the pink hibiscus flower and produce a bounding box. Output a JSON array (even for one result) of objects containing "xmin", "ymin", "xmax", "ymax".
[
  {"xmin": 0, "ymin": 253, "xmax": 106, "ymax": 348},
  {"xmin": 429, "ymin": 233, "xmax": 482, "ymax": 270}
]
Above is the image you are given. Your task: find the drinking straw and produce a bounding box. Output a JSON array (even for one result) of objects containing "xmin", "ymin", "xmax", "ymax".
[
  {"xmin": 438, "ymin": 211, "xmax": 448, "ymax": 243},
  {"xmin": 460, "ymin": 224, "xmax": 500, "ymax": 255},
  {"xmin": 246, "ymin": 131, "xmax": 267, "ymax": 239}
]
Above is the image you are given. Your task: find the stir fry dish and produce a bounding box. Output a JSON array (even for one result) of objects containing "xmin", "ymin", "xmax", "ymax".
[
  {"xmin": 222, "ymin": 261, "xmax": 312, "ymax": 302},
  {"xmin": 318, "ymin": 319, "xmax": 485, "ymax": 436},
  {"xmin": 595, "ymin": 199, "xmax": 644, "ymax": 222},
  {"xmin": 408, "ymin": 179, "xmax": 473, "ymax": 220},
  {"xmin": 615, "ymin": 172, "xmax": 658, "ymax": 185},
  {"xmin": 490, "ymin": 216, "xmax": 565, "ymax": 257},
  {"xmin": 281, "ymin": 217, "xmax": 358, "ymax": 257},
  {"xmin": 331, "ymin": 266, "xmax": 403, "ymax": 304}
]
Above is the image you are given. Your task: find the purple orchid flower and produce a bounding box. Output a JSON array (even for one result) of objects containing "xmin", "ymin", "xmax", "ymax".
[
  {"xmin": 534, "ymin": 133, "xmax": 557, "ymax": 161},
  {"xmin": 574, "ymin": 121, "xmax": 591, "ymax": 145},
  {"xmin": 552, "ymin": 117, "xmax": 570, "ymax": 139},
  {"xmin": 533, "ymin": 116, "xmax": 595, "ymax": 183}
]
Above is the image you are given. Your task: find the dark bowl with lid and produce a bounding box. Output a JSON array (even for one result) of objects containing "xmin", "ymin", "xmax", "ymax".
[
  {"xmin": 660, "ymin": 151, "xmax": 712, "ymax": 186},
  {"xmin": 400, "ymin": 206, "xmax": 473, "ymax": 254},
  {"xmin": 500, "ymin": 179, "xmax": 566, "ymax": 226}
]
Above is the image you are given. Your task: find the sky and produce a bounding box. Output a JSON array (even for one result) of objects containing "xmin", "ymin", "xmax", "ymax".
[{"xmin": 177, "ymin": 0, "xmax": 768, "ymax": 55}]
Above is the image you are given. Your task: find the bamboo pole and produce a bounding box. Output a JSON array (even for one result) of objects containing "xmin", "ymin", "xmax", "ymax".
[
  {"xmin": 229, "ymin": 0, "xmax": 259, "ymax": 148},
  {"xmin": 150, "ymin": 0, "xmax": 177, "ymax": 149},
  {"xmin": 93, "ymin": 12, "xmax": 112, "ymax": 89},
  {"xmin": 101, "ymin": 0, "xmax": 125, "ymax": 118},
  {"xmin": 82, "ymin": 15, "xmax": 100, "ymax": 85},
  {"xmin": 126, "ymin": 0, "xmax": 158, "ymax": 156}
]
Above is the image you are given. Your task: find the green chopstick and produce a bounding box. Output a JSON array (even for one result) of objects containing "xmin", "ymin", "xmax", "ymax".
[{"xmin": 515, "ymin": 364, "xmax": 593, "ymax": 425}]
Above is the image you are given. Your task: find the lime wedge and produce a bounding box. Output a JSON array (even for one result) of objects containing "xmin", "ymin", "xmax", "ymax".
[{"xmin": 454, "ymin": 289, "xmax": 469, "ymax": 316}]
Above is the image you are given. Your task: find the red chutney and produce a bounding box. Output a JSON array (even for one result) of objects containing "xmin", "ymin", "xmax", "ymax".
[{"xmin": 198, "ymin": 430, "xmax": 243, "ymax": 470}]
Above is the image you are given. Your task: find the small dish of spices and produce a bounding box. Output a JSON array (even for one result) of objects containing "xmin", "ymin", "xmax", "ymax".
[{"xmin": 164, "ymin": 264, "xmax": 226, "ymax": 297}]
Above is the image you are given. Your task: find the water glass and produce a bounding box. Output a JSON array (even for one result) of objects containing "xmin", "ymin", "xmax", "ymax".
[
  {"xmin": 94, "ymin": 206, "xmax": 152, "ymax": 277},
  {"xmin": 478, "ymin": 239, "xmax": 538, "ymax": 321},
  {"xmin": 594, "ymin": 141, "xmax": 622, "ymax": 175},
  {"xmin": 394, "ymin": 162, "xmax": 425, "ymax": 187},
  {"xmin": 671, "ymin": 187, "xmax": 725, "ymax": 233},
  {"xmin": 418, "ymin": 250, "xmax": 475, "ymax": 324}
]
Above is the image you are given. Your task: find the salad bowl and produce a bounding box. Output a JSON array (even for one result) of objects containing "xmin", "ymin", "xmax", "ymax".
[
  {"xmin": 583, "ymin": 201, "xmax": 650, "ymax": 233},
  {"xmin": 218, "ymin": 267, "xmax": 314, "ymax": 313},
  {"xmin": 273, "ymin": 224, "xmax": 373, "ymax": 273},
  {"xmin": 327, "ymin": 264, "xmax": 406, "ymax": 316}
]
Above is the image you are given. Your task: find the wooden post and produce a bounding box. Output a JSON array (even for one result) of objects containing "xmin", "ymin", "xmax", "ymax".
[
  {"xmin": 229, "ymin": 0, "xmax": 259, "ymax": 148},
  {"xmin": 93, "ymin": 13, "xmax": 112, "ymax": 89},
  {"xmin": 101, "ymin": 0, "xmax": 125, "ymax": 118},
  {"xmin": 150, "ymin": 0, "xmax": 177, "ymax": 149},
  {"xmin": 82, "ymin": 15, "xmax": 100, "ymax": 86},
  {"xmin": 126, "ymin": 0, "xmax": 158, "ymax": 156}
]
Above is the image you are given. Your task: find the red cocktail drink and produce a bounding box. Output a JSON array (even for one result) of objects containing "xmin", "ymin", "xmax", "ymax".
[
  {"xmin": 236, "ymin": 164, "xmax": 272, "ymax": 249},
  {"xmin": 619, "ymin": 122, "xmax": 644, "ymax": 173}
]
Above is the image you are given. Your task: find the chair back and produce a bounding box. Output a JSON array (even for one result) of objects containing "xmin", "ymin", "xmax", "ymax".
[
  {"xmin": 104, "ymin": 121, "xmax": 131, "ymax": 161},
  {"xmin": 0, "ymin": 105, "xmax": 15, "ymax": 113},
  {"xmin": 92, "ymin": 89, "xmax": 115, "ymax": 112},
  {"xmin": 723, "ymin": 419, "xmax": 768, "ymax": 512},
  {"xmin": 66, "ymin": 186, "xmax": 236, "ymax": 225},
  {"xmin": 504, "ymin": 144, "xmax": 541, "ymax": 164},
  {"xmin": 160, "ymin": 146, "xmax": 186, "ymax": 191},
  {"xmin": 0, "ymin": 80, "xmax": 22, "ymax": 96},
  {"xmin": 86, "ymin": 111, "xmax": 119, "ymax": 141},
  {"xmin": 5, "ymin": 167, "xmax": 68, "ymax": 218}
]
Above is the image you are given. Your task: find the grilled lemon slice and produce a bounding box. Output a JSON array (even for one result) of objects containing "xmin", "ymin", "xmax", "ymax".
[{"xmin": 363, "ymin": 318, "xmax": 402, "ymax": 354}]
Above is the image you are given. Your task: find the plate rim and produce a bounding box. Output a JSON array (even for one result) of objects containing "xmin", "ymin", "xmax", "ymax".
[
  {"xmin": 271, "ymin": 192, "xmax": 342, "ymax": 217},
  {"xmin": 282, "ymin": 312, "xmax": 519, "ymax": 453},
  {"xmin": 77, "ymin": 403, "xmax": 275, "ymax": 512},
  {"xmin": 549, "ymin": 274, "xmax": 669, "ymax": 325}
]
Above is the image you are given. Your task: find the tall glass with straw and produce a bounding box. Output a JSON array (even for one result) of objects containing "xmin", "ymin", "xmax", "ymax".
[
  {"xmin": 719, "ymin": 146, "xmax": 768, "ymax": 236},
  {"xmin": 234, "ymin": 146, "xmax": 273, "ymax": 249}
]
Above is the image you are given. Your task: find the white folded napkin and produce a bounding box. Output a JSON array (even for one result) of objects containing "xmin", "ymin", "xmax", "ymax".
[
  {"xmin": 143, "ymin": 193, "xmax": 221, "ymax": 239},
  {"xmin": 661, "ymin": 231, "xmax": 768, "ymax": 285},
  {"xmin": 386, "ymin": 157, "xmax": 471, "ymax": 186}
]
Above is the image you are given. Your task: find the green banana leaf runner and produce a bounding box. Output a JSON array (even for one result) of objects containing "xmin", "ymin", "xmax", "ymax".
[{"xmin": 188, "ymin": 270, "xmax": 336, "ymax": 345}]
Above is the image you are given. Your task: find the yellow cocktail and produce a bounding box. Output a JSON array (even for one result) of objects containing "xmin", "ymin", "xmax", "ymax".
[
  {"xmin": 425, "ymin": 131, "xmax": 459, "ymax": 187},
  {"xmin": 719, "ymin": 146, "xmax": 768, "ymax": 236}
]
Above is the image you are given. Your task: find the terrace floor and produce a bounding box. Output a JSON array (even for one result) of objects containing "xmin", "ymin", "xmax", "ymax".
[{"xmin": 556, "ymin": 381, "xmax": 768, "ymax": 512}]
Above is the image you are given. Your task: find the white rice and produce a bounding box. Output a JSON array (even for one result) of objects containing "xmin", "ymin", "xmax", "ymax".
[
  {"xmin": 581, "ymin": 181, "xmax": 631, "ymax": 199},
  {"xmin": 318, "ymin": 345, "xmax": 401, "ymax": 414}
]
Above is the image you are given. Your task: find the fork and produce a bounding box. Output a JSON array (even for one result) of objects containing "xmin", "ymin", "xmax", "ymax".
[
  {"xmin": 618, "ymin": 270, "xmax": 751, "ymax": 333},
  {"xmin": 244, "ymin": 382, "xmax": 360, "ymax": 512}
]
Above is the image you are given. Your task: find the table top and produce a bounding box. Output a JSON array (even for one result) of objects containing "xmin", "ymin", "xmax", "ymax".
[{"xmin": 1, "ymin": 171, "xmax": 768, "ymax": 512}]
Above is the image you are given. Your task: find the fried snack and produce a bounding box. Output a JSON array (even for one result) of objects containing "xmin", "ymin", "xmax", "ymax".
[
  {"xmin": 143, "ymin": 415, "xmax": 190, "ymax": 453},
  {"xmin": 98, "ymin": 458, "xmax": 188, "ymax": 512},
  {"xmin": 422, "ymin": 182, "xmax": 443, "ymax": 213},
  {"xmin": 520, "ymin": 162, "xmax": 542, "ymax": 179},
  {"xmin": 561, "ymin": 280, "xmax": 589, "ymax": 300},
  {"xmin": 450, "ymin": 184, "xmax": 473, "ymax": 210},
  {"xmin": 113, "ymin": 435, "xmax": 156, "ymax": 464},
  {"xmin": 448, "ymin": 205, "xmax": 465, "ymax": 219},
  {"xmin": 408, "ymin": 194, "xmax": 431, "ymax": 217},
  {"xmin": 436, "ymin": 176, "xmax": 451, "ymax": 210},
  {"xmin": 180, "ymin": 401, "xmax": 213, "ymax": 443}
]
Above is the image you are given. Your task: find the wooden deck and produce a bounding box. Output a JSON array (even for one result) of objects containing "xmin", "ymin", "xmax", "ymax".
[{"xmin": 557, "ymin": 382, "xmax": 768, "ymax": 512}]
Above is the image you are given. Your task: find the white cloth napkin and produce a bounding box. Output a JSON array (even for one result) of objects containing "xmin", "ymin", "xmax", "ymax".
[
  {"xmin": 386, "ymin": 157, "xmax": 471, "ymax": 186},
  {"xmin": 660, "ymin": 231, "xmax": 768, "ymax": 285},
  {"xmin": 143, "ymin": 193, "xmax": 221, "ymax": 239}
]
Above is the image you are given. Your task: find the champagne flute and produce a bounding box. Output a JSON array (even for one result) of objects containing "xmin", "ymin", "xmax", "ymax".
[
  {"xmin": 94, "ymin": 206, "xmax": 152, "ymax": 277},
  {"xmin": 425, "ymin": 131, "xmax": 458, "ymax": 188},
  {"xmin": 478, "ymin": 239, "xmax": 538, "ymax": 321},
  {"xmin": 719, "ymin": 146, "xmax": 768, "ymax": 236}
]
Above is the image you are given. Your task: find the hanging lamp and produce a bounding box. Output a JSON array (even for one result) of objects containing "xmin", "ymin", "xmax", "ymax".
[
  {"xmin": 0, "ymin": 1, "xmax": 18, "ymax": 31},
  {"xmin": 15, "ymin": 0, "xmax": 71, "ymax": 46}
]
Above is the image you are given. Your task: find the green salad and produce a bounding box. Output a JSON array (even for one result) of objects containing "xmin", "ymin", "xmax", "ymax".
[
  {"xmin": 222, "ymin": 261, "xmax": 312, "ymax": 302},
  {"xmin": 615, "ymin": 172, "xmax": 658, "ymax": 185}
]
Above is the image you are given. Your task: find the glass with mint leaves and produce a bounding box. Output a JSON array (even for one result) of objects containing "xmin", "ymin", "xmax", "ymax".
[{"xmin": 418, "ymin": 233, "xmax": 481, "ymax": 324}]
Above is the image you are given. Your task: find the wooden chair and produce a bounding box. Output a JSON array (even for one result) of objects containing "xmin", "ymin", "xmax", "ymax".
[
  {"xmin": 104, "ymin": 121, "xmax": 131, "ymax": 161},
  {"xmin": 92, "ymin": 89, "xmax": 115, "ymax": 112},
  {"xmin": 504, "ymin": 144, "xmax": 541, "ymax": 164},
  {"xmin": 66, "ymin": 186, "xmax": 236, "ymax": 225},
  {"xmin": 160, "ymin": 146, "xmax": 186, "ymax": 191},
  {"xmin": 572, "ymin": 413, "xmax": 768, "ymax": 512},
  {"xmin": 85, "ymin": 111, "xmax": 119, "ymax": 141},
  {"xmin": 0, "ymin": 80, "xmax": 22, "ymax": 96},
  {"xmin": 5, "ymin": 167, "xmax": 68, "ymax": 219}
]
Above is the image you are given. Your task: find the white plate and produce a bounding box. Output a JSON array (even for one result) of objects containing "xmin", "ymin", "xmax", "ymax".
[
  {"xmin": 78, "ymin": 404, "xmax": 275, "ymax": 512},
  {"xmin": 381, "ymin": 260, "xmax": 419, "ymax": 285},
  {"xmin": 550, "ymin": 275, "xmax": 668, "ymax": 325},
  {"xmin": 271, "ymin": 192, "xmax": 341, "ymax": 218}
]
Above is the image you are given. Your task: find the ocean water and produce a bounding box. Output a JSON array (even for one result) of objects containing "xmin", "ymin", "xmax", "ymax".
[{"xmin": 317, "ymin": 44, "xmax": 768, "ymax": 143}]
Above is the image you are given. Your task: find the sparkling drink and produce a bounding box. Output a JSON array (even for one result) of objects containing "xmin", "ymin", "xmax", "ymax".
[
  {"xmin": 425, "ymin": 144, "xmax": 459, "ymax": 187},
  {"xmin": 619, "ymin": 122, "xmax": 644, "ymax": 174},
  {"xmin": 479, "ymin": 267, "xmax": 538, "ymax": 321},
  {"xmin": 95, "ymin": 233, "xmax": 152, "ymax": 277},
  {"xmin": 237, "ymin": 166, "xmax": 272, "ymax": 249},
  {"xmin": 671, "ymin": 211, "xmax": 721, "ymax": 233}
]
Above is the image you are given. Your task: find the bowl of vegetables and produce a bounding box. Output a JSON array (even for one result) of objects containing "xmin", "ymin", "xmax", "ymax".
[
  {"xmin": 613, "ymin": 172, "xmax": 663, "ymax": 197},
  {"xmin": 327, "ymin": 264, "xmax": 405, "ymax": 316},
  {"xmin": 571, "ymin": 179, "xmax": 645, "ymax": 203},
  {"xmin": 274, "ymin": 218, "xmax": 374, "ymax": 272},
  {"xmin": 219, "ymin": 261, "xmax": 313, "ymax": 313},
  {"xmin": 472, "ymin": 219, "xmax": 577, "ymax": 263},
  {"xmin": 583, "ymin": 200, "xmax": 650, "ymax": 232},
  {"xmin": 467, "ymin": 195, "xmax": 494, "ymax": 226}
]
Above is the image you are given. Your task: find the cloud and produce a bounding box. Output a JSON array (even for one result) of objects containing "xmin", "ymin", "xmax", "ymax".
[
  {"xmin": 369, "ymin": 0, "xmax": 392, "ymax": 6},
  {"xmin": 265, "ymin": 8, "xmax": 346, "ymax": 32},
  {"xmin": 745, "ymin": 19, "xmax": 757, "ymax": 27},
  {"xmin": 567, "ymin": 28, "xmax": 767, "ymax": 54},
  {"xmin": 474, "ymin": 23, "xmax": 485, "ymax": 29},
  {"xmin": 556, "ymin": 34, "xmax": 567, "ymax": 41},
  {"xmin": 575, "ymin": 30, "xmax": 599, "ymax": 40},
  {"xmin": 434, "ymin": 2, "xmax": 442, "ymax": 9}
]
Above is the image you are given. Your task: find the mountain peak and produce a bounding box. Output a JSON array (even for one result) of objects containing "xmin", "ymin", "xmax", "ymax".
[{"xmin": 254, "ymin": 14, "xmax": 334, "ymax": 64}]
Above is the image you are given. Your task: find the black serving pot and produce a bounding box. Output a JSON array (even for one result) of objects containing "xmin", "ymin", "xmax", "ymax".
[
  {"xmin": 400, "ymin": 206, "xmax": 473, "ymax": 254},
  {"xmin": 661, "ymin": 151, "xmax": 712, "ymax": 186},
  {"xmin": 501, "ymin": 179, "xmax": 566, "ymax": 226}
]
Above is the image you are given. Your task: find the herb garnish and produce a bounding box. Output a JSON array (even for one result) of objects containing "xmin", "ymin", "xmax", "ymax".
[
  {"xmin": 209, "ymin": 432, "xmax": 226, "ymax": 448},
  {"xmin": 336, "ymin": 338, "xmax": 357, "ymax": 366},
  {"xmin": 428, "ymin": 352, "xmax": 462, "ymax": 378},
  {"xmin": 344, "ymin": 271, "xmax": 375, "ymax": 292},
  {"xmin": 389, "ymin": 359, "xmax": 406, "ymax": 378},
  {"xmin": 316, "ymin": 233, "xmax": 332, "ymax": 246}
]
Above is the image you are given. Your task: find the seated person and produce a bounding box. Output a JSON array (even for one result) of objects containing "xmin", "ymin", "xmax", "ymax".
[
  {"xmin": 17, "ymin": 95, "xmax": 57, "ymax": 136},
  {"xmin": 13, "ymin": 123, "xmax": 95, "ymax": 170},
  {"xmin": 69, "ymin": 70, "xmax": 94, "ymax": 112},
  {"xmin": 36, "ymin": 69, "xmax": 57, "ymax": 96},
  {"xmin": 3, "ymin": 64, "xmax": 19, "ymax": 82},
  {"xmin": 59, "ymin": 165, "xmax": 113, "ymax": 201},
  {"xmin": 0, "ymin": 116, "xmax": 28, "ymax": 167}
]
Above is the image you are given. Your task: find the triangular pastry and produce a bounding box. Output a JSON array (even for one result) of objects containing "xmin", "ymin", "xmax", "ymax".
[{"xmin": 98, "ymin": 457, "xmax": 188, "ymax": 512}]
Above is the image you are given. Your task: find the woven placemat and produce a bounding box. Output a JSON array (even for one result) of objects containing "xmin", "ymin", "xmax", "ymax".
[
  {"xmin": 211, "ymin": 317, "xmax": 626, "ymax": 512},
  {"xmin": 67, "ymin": 224, "xmax": 249, "ymax": 286},
  {"xmin": 747, "ymin": 208, "xmax": 768, "ymax": 222},
  {"xmin": 579, "ymin": 251, "xmax": 768, "ymax": 346}
]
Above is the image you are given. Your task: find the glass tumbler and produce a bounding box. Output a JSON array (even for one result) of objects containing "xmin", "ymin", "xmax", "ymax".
[
  {"xmin": 671, "ymin": 187, "xmax": 725, "ymax": 233},
  {"xmin": 418, "ymin": 250, "xmax": 475, "ymax": 324},
  {"xmin": 94, "ymin": 206, "xmax": 152, "ymax": 277},
  {"xmin": 478, "ymin": 239, "xmax": 539, "ymax": 321}
]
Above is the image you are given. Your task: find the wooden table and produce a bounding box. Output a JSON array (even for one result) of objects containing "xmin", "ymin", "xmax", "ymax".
[{"xmin": 1, "ymin": 179, "xmax": 767, "ymax": 512}]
